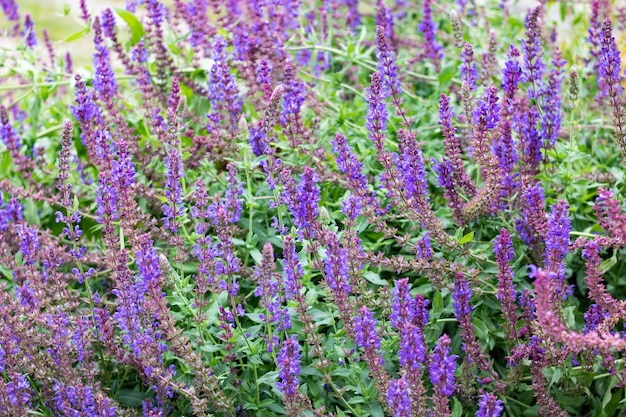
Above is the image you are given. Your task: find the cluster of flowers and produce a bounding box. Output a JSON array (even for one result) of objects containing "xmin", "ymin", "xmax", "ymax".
[{"xmin": 1, "ymin": 0, "xmax": 626, "ymax": 416}]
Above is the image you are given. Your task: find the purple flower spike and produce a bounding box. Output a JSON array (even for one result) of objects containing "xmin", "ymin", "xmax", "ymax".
[
  {"xmin": 453, "ymin": 276, "xmax": 473, "ymax": 320},
  {"xmin": 1, "ymin": 0, "xmax": 20, "ymax": 22},
  {"xmin": 376, "ymin": 25, "xmax": 401, "ymax": 94},
  {"xmin": 209, "ymin": 36, "xmax": 243, "ymax": 130},
  {"xmin": 281, "ymin": 64, "xmax": 306, "ymax": 126},
  {"xmin": 387, "ymin": 376, "xmax": 411, "ymax": 417},
  {"xmin": 396, "ymin": 130, "xmax": 428, "ymax": 201},
  {"xmin": 430, "ymin": 334, "xmax": 457, "ymax": 396},
  {"xmin": 101, "ymin": 9, "xmax": 116, "ymax": 39},
  {"xmin": 416, "ymin": 232, "xmax": 433, "ymax": 260},
  {"xmin": 354, "ymin": 306, "xmax": 382, "ymax": 352},
  {"xmin": 544, "ymin": 200, "xmax": 571, "ymax": 297},
  {"xmin": 332, "ymin": 133, "xmax": 369, "ymax": 195},
  {"xmin": 418, "ymin": 0, "xmax": 443, "ymax": 67},
  {"xmin": 492, "ymin": 120, "xmax": 518, "ymax": 204},
  {"xmin": 476, "ymin": 392, "xmax": 504, "ymax": 417},
  {"xmin": 473, "ymin": 85, "xmax": 500, "ymax": 130},
  {"xmin": 162, "ymin": 147, "xmax": 184, "ymax": 234},
  {"xmin": 502, "ymin": 45, "xmax": 522, "ymax": 104},
  {"xmin": 324, "ymin": 233, "xmax": 351, "ymax": 297},
  {"xmin": 277, "ymin": 335, "xmax": 301, "ymax": 395},
  {"xmin": 517, "ymin": 106, "xmax": 542, "ymax": 174},
  {"xmin": 391, "ymin": 278, "xmax": 414, "ymax": 329},
  {"xmin": 521, "ymin": 5, "xmax": 545, "ymax": 99},
  {"xmin": 132, "ymin": 39, "xmax": 149, "ymax": 63},
  {"xmin": 282, "ymin": 167, "xmax": 320, "ymax": 240},
  {"xmin": 461, "ymin": 42, "xmax": 479, "ymax": 90},
  {"xmin": 16, "ymin": 224, "xmax": 39, "ymax": 265},
  {"xmin": 583, "ymin": 304, "xmax": 609, "ymax": 334},
  {"xmin": 23, "ymin": 14, "xmax": 37, "ymax": 48},
  {"xmin": 539, "ymin": 49, "xmax": 566, "ymax": 149},
  {"xmin": 597, "ymin": 18, "xmax": 623, "ymax": 99},
  {"xmin": 515, "ymin": 182, "xmax": 546, "ymax": 249},
  {"xmin": 0, "ymin": 195, "xmax": 23, "ymax": 232},
  {"xmin": 366, "ymin": 72, "xmax": 389, "ymax": 153},
  {"xmin": 79, "ymin": 0, "xmax": 90, "ymax": 22},
  {"xmin": 597, "ymin": 19, "xmax": 626, "ymax": 155},
  {"xmin": 493, "ymin": 228, "xmax": 518, "ymax": 339},
  {"xmin": 92, "ymin": 17, "xmax": 118, "ymax": 100}
]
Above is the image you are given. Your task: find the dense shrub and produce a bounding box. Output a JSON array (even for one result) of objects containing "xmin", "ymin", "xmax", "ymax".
[{"xmin": 1, "ymin": 0, "xmax": 626, "ymax": 416}]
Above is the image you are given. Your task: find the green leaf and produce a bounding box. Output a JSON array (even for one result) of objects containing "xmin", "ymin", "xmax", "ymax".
[
  {"xmin": 599, "ymin": 252, "xmax": 617, "ymax": 273},
  {"xmin": 115, "ymin": 9, "xmax": 145, "ymax": 45},
  {"xmin": 363, "ymin": 271, "xmax": 388, "ymax": 286},
  {"xmin": 451, "ymin": 397, "xmax": 463, "ymax": 417},
  {"xmin": 115, "ymin": 389, "xmax": 147, "ymax": 407},
  {"xmin": 250, "ymin": 248, "xmax": 262, "ymax": 264},
  {"xmin": 63, "ymin": 27, "xmax": 90, "ymax": 43},
  {"xmin": 431, "ymin": 291, "xmax": 443, "ymax": 318},
  {"xmin": 602, "ymin": 377, "xmax": 619, "ymax": 408},
  {"xmin": 459, "ymin": 231, "xmax": 474, "ymax": 245},
  {"xmin": 548, "ymin": 368, "xmax": 562, "ymax": 389},
  {"xmin": 256, "ymin": 371, "xmax": 278, "ymax": 386},
  {"xmin": 438, "ymin": 63, "xmax": 456, "ymax": 88},
  {"xmin": 24, "ymin": 199, "xmax": 40, "ymax": 225},
  {"xmin": 29, "ymin": 96, "xmax": 41, "ymax": 138}
]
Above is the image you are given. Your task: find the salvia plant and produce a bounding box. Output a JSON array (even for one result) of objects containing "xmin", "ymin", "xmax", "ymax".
[{"xmin": 2, "ymin": 0, "xmax": 626, "ymax": 416}]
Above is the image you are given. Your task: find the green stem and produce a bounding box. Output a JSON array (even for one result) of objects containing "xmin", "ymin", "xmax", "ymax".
[
  {"xmin": 242, "ymin": 145, "xmax": 256, "ymax": 267},
  {"xmin": 61, "ymin": 203, "xmax": 108, "ymax": 380},
  {"xmin": 286, "ymin": 45, "xmax": 451, "ymax": 84}
]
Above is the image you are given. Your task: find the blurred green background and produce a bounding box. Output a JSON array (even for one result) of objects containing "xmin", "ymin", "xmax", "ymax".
[{"xmin": 0, "ymin": 0, "xmax": 171, "ymax": 67}]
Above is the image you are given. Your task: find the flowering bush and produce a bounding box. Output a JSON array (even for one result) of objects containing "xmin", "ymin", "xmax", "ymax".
[{"xmin": 2, "ymin": 0, "xmax": 626, "ymax": 416}]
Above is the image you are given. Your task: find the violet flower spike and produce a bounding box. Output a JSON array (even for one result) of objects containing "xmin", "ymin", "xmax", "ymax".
[
  {"xmin": 429, "ymin": 334, "xmax": 457, "ymax": 416},
  {"xmin": 23, "ymin": 14, "xmax": 37, "ymax": 48},
  {"xmin": 375, "ymin": 25, "xmax": 401, "ymax": 94},
  {"xmin": 515, "ymin": 182, "xmax": 546, "ymax": 249},
  {"xmin": 92, "ymin": 17, "xmax": 118, "ymax": 100},
  {"xmin": 476, "ymin": 392, "xmax": 504, "ymax": 417},
  {"xmin": 540, "ymin": 48, "xmax": 566, "ymax": 148},
  {"xmin": 544, "ymin": 200, "xmax": 571, "ymax": 298},
  {"xmin": 517, "ymin": 106, "xmax": 542, "ymax": 174},
  {"xmin": 453, "ymin": 276, "xmax": 473, "ymax": 322},
  {"xmin": 416, "ymin": 232, "xmax": 433, "ymax": 260},
  {"xmin": 492, "ymin": 120, "xmax": 518, "ymax": 204},
  {"xmin": 282, "ymin": 235, "xmax": 304, "ymax": 300},
  {"xmin": 501, "ymin": 45, "xmax": 522, "ymax": 106},
  {"xmin": 439, "ymin": 93, "xmax": 475, "ymax": 197},
  {"xmin": 365, "ymin": 72, "xmax": 389, "ymax": 154},
  {"xmin": 418, "ymin": 0, "xmax": 443, "ymax": 67},
  {"xmin": 79, "ymin": 0, "xmax": 90, "ymax": 22},
  {"xmin": 282, "ymin": 166, "xmax": 320, "ymax": 241},
  {"xmin": 277, "ymin": 335, "xmax": 301, "ymax": 396},
  {"xmin": 280, "ymin": 63, "xmax": 306, "ymax": 128},
  {"xmin": 520, "ymin": 5, "xmax": 545, "ymax": 99},
  {"xmin": 162, "ymin": 147, "xmax": 184, "ymax": 234},
  {"xmin": 461, "ymin": 42, "xmax": 479, "ymax": 90},
  {"xmin": 209, "ymin": 36, "xmax": 243, "ymax": 130},
  {"xmin": 597, "ymin": 19, "xmax": 626, "ymax": 156},
  {"xmin": 1, "ymin": 0, "xmax": 19, "ymax": 22},
  {"xmin": 324, "ymin": 233, "xmax": 351, "ymax": 298},
  {"xmin": 387, "ymin": 376, "xmax": 411, "ymax": 417},
  {"xmin": 493, "ymin": 228, "xmax": 518, "ymax": 340},
  {"xmin": 396, "ymin": 129, "xmax": 428, "ymax": 202},
  {"xmin": 391, "ymin": 278, "xmax": 415, "ymax": 329},
  {"xmin": 354, "ymin": 306, "xmax": 382, "ymax": 351},
  {"xmin": 332, "ymin": 133, "xmax": 369, "ymax": 196},
  {"xmin": 583, "ymin": 303, "xmax": 609, "ymax": 334}
]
